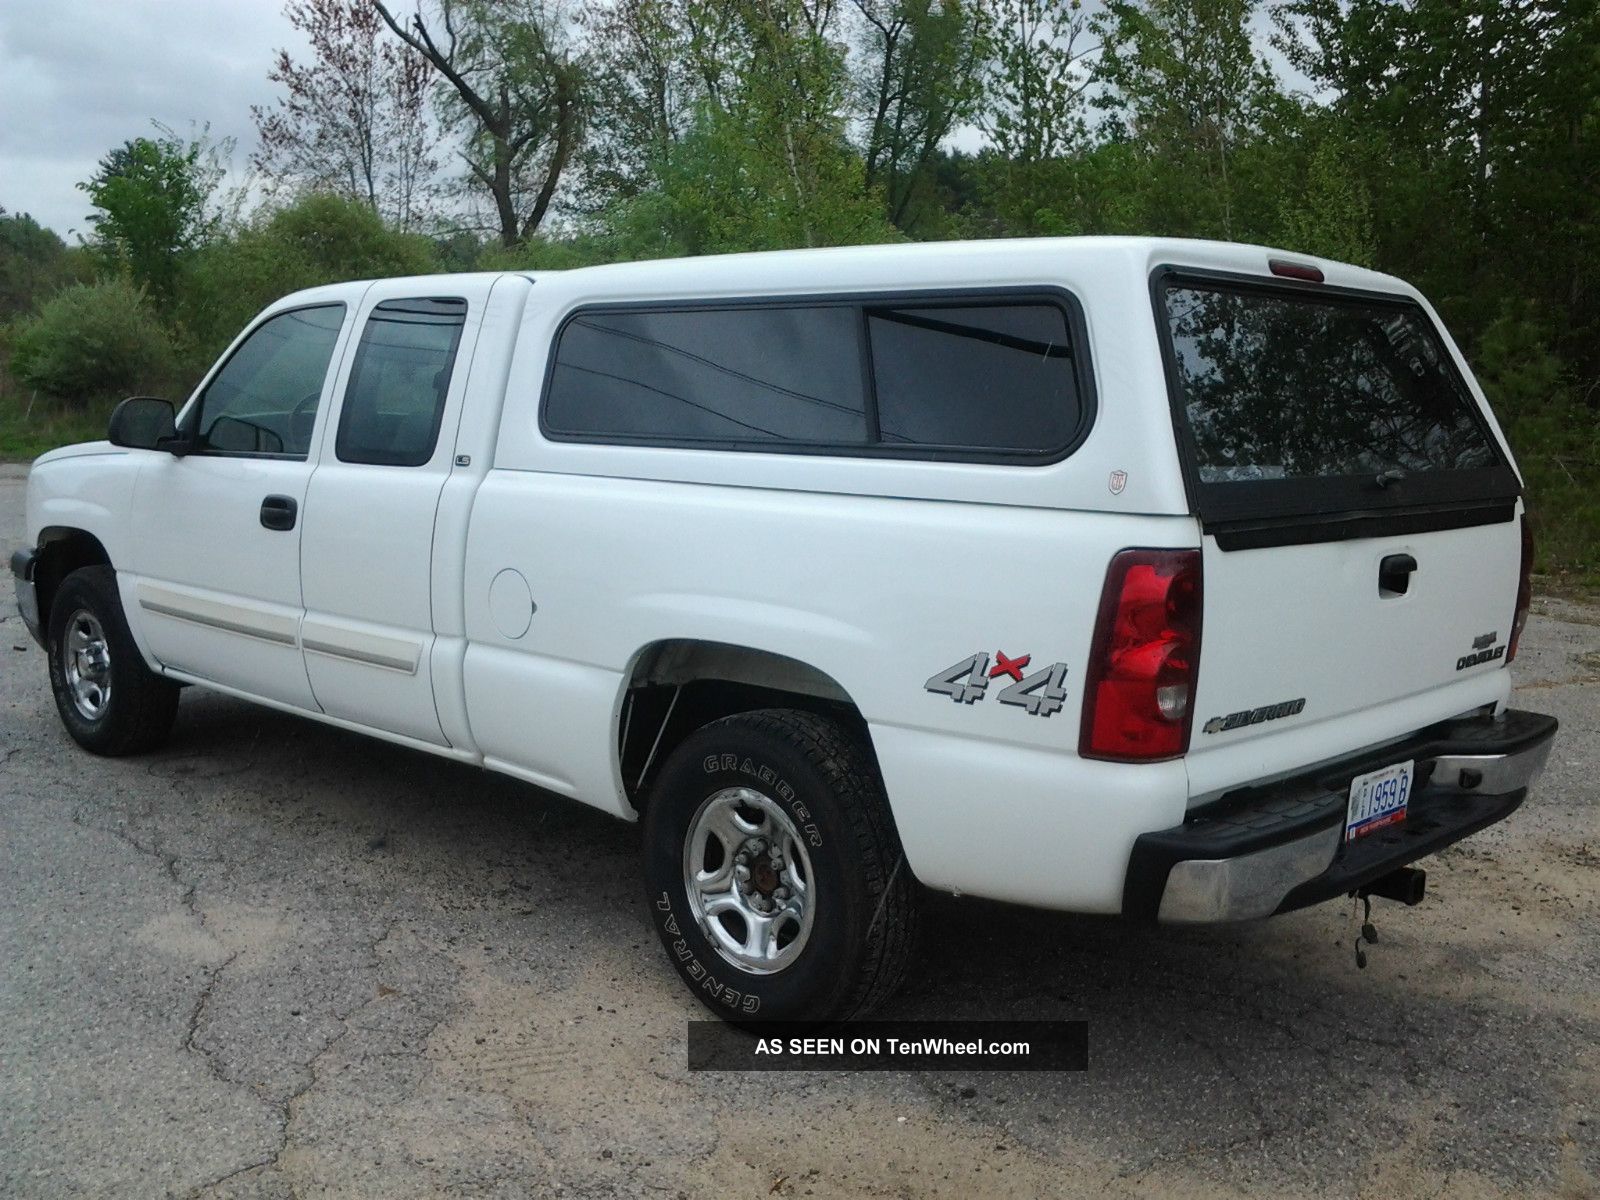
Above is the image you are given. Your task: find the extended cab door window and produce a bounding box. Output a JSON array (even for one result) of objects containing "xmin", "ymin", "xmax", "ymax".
[
  {"xmin": 335, "ymin": 299, "xmax": 469, "ymax": 467},
  {"xmin": 189, "ymin": 304, "xmax": 346, "ymax": 457}
]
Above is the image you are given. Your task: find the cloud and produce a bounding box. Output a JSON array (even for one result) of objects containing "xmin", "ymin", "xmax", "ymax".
[{"xmin": 0, "ymin": 0, "xmax": 306, "ymax": 235}]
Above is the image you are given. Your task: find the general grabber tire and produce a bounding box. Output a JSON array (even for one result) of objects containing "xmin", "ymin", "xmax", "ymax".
[
  {"xmin": 46, "ymin": 565, "xmax": 179, "ymax": 756},
  {"xmin": 642, "ymin": 708, "xmax": 917, "ymax": 1023}
]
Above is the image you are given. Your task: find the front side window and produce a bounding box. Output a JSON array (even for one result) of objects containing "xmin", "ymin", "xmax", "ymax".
[
  {"xmin": 192, "ymin": 304, "xmax": 346, "ymax": 457},
  {"xmin": 336, "ymin": 298, "xmax": 468, "ymax": 467}
]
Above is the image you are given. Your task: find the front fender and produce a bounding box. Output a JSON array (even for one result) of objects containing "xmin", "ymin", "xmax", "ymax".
[{"xmin": 25, "ymin": 445, "xmax": 141, "ymax": 566}]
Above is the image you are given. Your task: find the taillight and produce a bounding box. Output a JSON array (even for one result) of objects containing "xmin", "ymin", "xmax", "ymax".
[
  {"xmin": 1268, "ymin": 257, "xmax": 1325, "ymax": 283},
  {"xmin": 1508, "ymin": 513, "xmax": 1533, "ymax": 663},
  {"xmin": 1079, "ymin": 548, "xmax": 1203, "ymax": 762}
]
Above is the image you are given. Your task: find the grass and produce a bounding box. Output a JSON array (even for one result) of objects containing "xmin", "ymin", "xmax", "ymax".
[{"xmin": 0, "ymin": 384, "xmax": 117, "ymax": 462}]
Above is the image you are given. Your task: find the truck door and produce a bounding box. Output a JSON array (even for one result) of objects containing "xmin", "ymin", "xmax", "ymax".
[
  {"xmin": 297, "ymin": 278, "xmax": 490, "ymax": 746},
  {"xmin": 128, "ymin": 300, "xmax": 354, "ymax": 709}
]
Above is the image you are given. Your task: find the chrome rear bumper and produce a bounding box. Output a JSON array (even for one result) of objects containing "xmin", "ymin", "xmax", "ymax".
[{"xmin": 1123, "ymin": 709, "xmax": 1558, "ymax": 924}]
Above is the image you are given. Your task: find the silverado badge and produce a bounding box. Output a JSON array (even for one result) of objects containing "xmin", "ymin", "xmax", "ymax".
[{"xmin": 1202, "ymin": 697, "xmax": 1307, "ymax": 735}]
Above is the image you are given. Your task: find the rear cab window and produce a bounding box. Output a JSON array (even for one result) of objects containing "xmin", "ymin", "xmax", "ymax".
[
  {"xmin": 541, "ymin": 292, "xmax": 1094, "ymax": 463},
  {"xmin": 1154, "ymin": 269, "xmax": 1521, "ymax": 542}
]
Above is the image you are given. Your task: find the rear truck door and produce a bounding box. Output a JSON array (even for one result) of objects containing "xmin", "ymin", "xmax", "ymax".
[
  {"xmin": 1154, "ymin": 268, "xmax": 1528, "ymax": 800},
  {"xmin": 297, "ymin": 278, "xmax": 492, "ymax": 746}
]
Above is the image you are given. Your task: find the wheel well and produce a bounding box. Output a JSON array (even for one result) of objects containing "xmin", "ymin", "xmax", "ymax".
[
  {"xmin": 33, "ymin": 528, "xmax": 112, "ymax": 632},
  {"xmin": 619, "ymin": 641, "xmax": 872, "ymax": 809}
]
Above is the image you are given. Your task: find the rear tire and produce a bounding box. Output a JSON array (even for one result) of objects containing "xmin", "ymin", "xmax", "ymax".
[
  {"xmin": 642, "ymin": 709, "xmax": 916, "ymax": 1022},
  {"xmin": 47, "ymin": 565, "xmax": 179, "ymax": 755}
]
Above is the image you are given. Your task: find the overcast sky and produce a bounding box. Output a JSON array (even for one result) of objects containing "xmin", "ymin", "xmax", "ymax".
[{"xmin": 0, "ymin": 0, "xmax": 307, "ymax": 237}]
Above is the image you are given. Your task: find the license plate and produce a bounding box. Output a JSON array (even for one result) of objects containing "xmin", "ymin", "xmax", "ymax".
[{"xmin": 1346, "ymin": 760, "xmax": 1414, "ymax": 842}]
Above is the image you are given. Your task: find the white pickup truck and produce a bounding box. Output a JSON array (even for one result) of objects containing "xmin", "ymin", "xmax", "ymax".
[{"xmin": 12, "ymin": 237, "xmax": 1558, "ymax": 1021}]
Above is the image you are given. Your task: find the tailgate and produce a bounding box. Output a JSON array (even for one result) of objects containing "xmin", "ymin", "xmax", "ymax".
[{"xmin": 1153, "ymin": 267, "xmax": 1525, "ymax": 796}]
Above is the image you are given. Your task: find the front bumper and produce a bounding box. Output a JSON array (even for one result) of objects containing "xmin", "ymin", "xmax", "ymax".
[
  {"xmin": 11, "ymin": 547, "xmax": 43, "ymax": 647},
  {"xmin": 1124, "ymin": 709, "xmax": 1559, "ymax": 923}
]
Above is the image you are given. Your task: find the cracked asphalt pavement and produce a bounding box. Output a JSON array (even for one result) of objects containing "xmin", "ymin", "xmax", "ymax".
[{"xmin": 2, "ymin": 462, "xmax": 1597, "ymax": 1199}]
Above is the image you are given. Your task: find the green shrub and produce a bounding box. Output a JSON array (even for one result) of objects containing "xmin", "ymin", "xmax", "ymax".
[
  {"xmin": 474, "ymin": 235, "xmax": 621, "ymax": 272},
  {"xmin": 9, "ymin": 279, "xmax": 174, "ymax": 404},
  {"xmin": 1476, "ymin": 303, "xmax": 1600, "ymax": 588},
  {"xmin": 0, "ymin": 210, "xmax": 79, "ymax": 321},
  {"xmin": 175, "ymin": 193, "xmax": 439, "ymax": 374}
]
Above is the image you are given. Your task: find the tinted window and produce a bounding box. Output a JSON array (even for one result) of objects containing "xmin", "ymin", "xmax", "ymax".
[
  {"xmin": 1164, "ymin": 283, "xmax": 1496, "ymax": 483},
  {"xmin": 546, "ymin": 307, "xmax": 867, "ymax": 444},
  {"xmin": 336, "ymin": 298, "xmax": 468, "ymax": 467},
  {"xmin": 867, "ymin": 304, "xmax": 1077, "ymax": 451},
  {"xmin": 195, "ymin": 305, "xmax": 345, "ymax": 457}
]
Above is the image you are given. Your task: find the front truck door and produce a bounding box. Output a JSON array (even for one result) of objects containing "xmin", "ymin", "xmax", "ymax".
[
  {"xmin": 296, "ymin": 279, "xmax": 489, "ymax": 746},
  {"xmin": 128, "ymin": 300, "xmax": 355, "ymax": 709}
]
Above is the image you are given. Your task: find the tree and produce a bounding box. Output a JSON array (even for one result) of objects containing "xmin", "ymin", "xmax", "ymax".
[
  {"xmin": 177, "ymin": 193, "xmax": 439, "ymax": 367},
  {"xmin": 252, "ymin": 0, "xmax": 437, "ymax": 229},
  {"xmin": 374, "ymin": 0, "xmax": 584, "ymax": 246},
  {"xmin": 1273, "ymin": 125, "xmax": 1374, "ymax": 266},
  {"xmin": 983, "ymin": 0, "xmax": 1095, "ymax": 164},
  {"xmin": 1274, "ymin": 0, "xmax": 1600, "ymax": 373},
  {"xmin": 0, "ymin": 209, "xmax": 76, "ymax": 320},
  {"xmin": 578, "ymin": 0, "xmax": 697, "ymax": 207},
  {"xmin": 602, "ymin": 0, "xmax": 896, "ymax": 255},
  {"xmin": 1092, "ymin": 0, "xmax": 1279, "ymax": 238},
  {"xmin": 77, "ymin": 128, "xmax": 226, "ymax": 305},
  {"xmin": 967, "ymin": 0, "xmax": 1101, "ymax": 236},
  {"xmin": 849, "ymin": 0, "xmax": 988, "ymax": 230}
]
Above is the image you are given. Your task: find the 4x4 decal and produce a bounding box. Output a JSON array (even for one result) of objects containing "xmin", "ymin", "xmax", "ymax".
[{"xmin": 925, "ymin": 652, "xmax": 1069, "ymax": 717}]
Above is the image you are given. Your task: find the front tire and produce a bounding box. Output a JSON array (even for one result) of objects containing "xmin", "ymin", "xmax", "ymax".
[
  {"xmin": 642, "ymin": 709, "xmax": 916, "ymax": 1022},
  {"xmin": 47, "ymin": 565, "xmax": 179, "ymax": 755}
]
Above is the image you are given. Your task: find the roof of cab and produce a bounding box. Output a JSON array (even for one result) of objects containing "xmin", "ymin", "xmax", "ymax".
[
  {"xmin": 536, "ymin": 236, "xmax": 1412, "ymax": 296},
  {"xmin": 273, "ymin": 236, "xmax": 1417, "ymax": 311}
]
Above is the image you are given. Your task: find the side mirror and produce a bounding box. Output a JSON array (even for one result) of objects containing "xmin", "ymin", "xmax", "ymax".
[{"xmin": 108, "ymin": 397, "xmax": 186, "ymax": 455}]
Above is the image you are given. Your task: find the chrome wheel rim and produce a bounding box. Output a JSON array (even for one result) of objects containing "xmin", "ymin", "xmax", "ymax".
[
  {"xmin": 682, "ymin": 786, "xmax": 815, "ymax": 975},
  {"xmin": 62, "ymin": 609, "xmax": 112, "ymax": 722}
]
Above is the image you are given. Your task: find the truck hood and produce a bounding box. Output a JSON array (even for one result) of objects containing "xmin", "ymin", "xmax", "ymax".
[{"xmin": 31, "ymin": 441, "xmax": 126, "ymax": 469}]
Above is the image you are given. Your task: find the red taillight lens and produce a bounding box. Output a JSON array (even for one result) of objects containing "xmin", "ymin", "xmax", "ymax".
[
  {"xmin": 1508, "ymin": 513, "xmax": 1533, "ymax": 663},
  {"xmin": 1079, "ymin": 548, "xmax": 1203, "ymax": 762},
  {"xmin": 1268, "ymin": 257, "xmax": 1325, "ymax": 283}
]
